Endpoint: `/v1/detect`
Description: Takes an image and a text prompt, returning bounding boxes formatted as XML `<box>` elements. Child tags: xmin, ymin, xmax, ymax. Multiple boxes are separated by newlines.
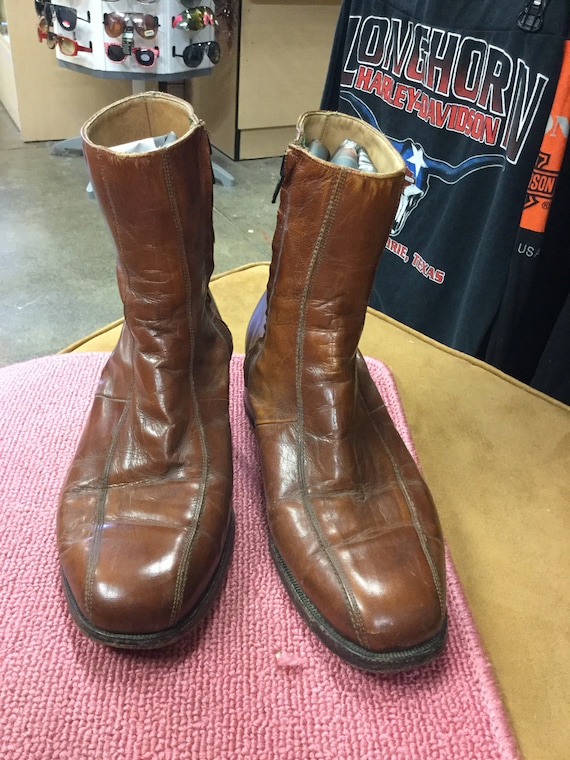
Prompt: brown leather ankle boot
<box><xmin>57</xmin><ymin>92</ymin><xmax>234</xmax><ymax>648</ymax></box>
<box><xmin>244</xmin><ymin>111</ymin><xmax>447</xmax><ymax>671</ymax></box>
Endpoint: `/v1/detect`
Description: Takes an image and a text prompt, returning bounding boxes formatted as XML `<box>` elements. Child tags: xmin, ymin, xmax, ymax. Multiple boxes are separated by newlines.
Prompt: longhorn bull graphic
<box><xmin>340</xmin><ymin>92</ymin><xmax>505</xmax><ymax>235</ymax></box>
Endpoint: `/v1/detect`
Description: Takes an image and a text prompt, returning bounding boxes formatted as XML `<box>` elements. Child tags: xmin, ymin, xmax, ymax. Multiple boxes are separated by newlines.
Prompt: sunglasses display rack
<box><xmin>35</xmin><ymin>0</ymin><xmax>222</xmax><ymax>80</ymax></box>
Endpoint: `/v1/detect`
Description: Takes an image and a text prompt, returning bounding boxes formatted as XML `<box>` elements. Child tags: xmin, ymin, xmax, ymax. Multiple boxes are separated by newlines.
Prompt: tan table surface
<box><xmin>64</xmin><ymin>262</ymin><xmax>570</xmax><ymax>760</ymax></box>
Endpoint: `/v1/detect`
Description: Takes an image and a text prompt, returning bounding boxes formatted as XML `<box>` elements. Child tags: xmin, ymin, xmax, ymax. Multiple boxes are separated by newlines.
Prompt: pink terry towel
<box><xmin>0</xmin><ymin>353</ymin><xmax>520</xmax><ymax>760</ymax></box>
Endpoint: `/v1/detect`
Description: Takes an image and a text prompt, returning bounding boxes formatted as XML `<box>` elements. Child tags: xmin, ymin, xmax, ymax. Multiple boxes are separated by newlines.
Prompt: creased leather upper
<box><xmin>57</xmin><ymin>93</ymin><xmax>233</xmax><ymax>636</ymax></box>
<box><xmin>245</xmin><ymin>111</ymin><xmax>446</xmax><ymax>652</ymax></box>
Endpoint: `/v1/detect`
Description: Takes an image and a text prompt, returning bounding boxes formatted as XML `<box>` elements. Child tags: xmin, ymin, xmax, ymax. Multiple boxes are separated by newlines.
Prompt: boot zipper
<box><xmin>271</xmin><ymin>154</ymin><xmax>286</xmax><ymax>203</ymax></box>
<box><xmin>207</xmin><ymin>135</ymin><xmax>215</xmax><ymax>186</ymax></box>
<box><xmin>518</xmin><ymin>0</ymin><xmax>549</xmax><ymax>32</ymax></box>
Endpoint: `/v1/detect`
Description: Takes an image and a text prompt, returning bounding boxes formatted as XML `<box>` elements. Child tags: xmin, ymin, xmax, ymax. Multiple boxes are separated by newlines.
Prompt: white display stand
<box><xmin>46</xmin><ymin>0</ymin><xmax>218</xmax><ymax>78</ymax></box>
<box><xmin>39</xmin><ymin>0</ymin><xmax>234</xmax><ymax>185</ymax></box>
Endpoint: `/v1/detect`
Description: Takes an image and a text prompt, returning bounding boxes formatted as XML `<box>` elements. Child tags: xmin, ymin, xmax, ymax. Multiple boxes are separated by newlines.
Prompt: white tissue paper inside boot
<box><xmin>110</xmin><ymin>132</ymin><xmax>178</xmax><ymax>154</ymax></box>
<box><xmin>86</xmin><ymin>132</ymin><xmax>178</xmax><ymax>196</ymax></box>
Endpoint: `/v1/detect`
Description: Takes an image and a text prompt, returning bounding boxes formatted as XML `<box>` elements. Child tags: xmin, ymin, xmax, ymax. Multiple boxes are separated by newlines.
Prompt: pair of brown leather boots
<box><xmin>57</xmin><ymin>92</ymin><xmax>447</xmax><ymax>672</ymax></box>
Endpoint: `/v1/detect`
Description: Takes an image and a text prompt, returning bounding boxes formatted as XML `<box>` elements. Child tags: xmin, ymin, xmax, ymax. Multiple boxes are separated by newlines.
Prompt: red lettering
<box><xmin>381</xmin><ymin>74</ymin><xmax>395</xmax><ymax>103</ymax></box>
<box><xmin>392</xmin><ymin>84</ymin><xmax>407</xmax><ymax>109</ymax></box>
<box><xmin>354</xmin><ymin>66</ymin><xmax>374</xmax><ymax>92</ymax></box>
<box><xmin>404</xmin><ymin>24</ymin><xmax>430</xmax><ymax>83</ymax></box>
<box><xmin>412</xmin><ymin>252</ymin><xmax>445</xmax><ymax>284</ymax></box>
<box><xmin>412</xmin><ymin>252</ymin><xmax>424</xmax><ymax>271</ymax></box>
<box><xmin>429</xmin><ymin>100</ymin><xmax>452</xmax><ymax>128</ymax></box>
<box><xmin>477</xmin><ymin>45</ymin><xmax>512</xmax><ymax>115</ymax></box>
<box><xmin>470</xmin><ymin>112</ymin><xmax>485</xmax><ymax>141</ymax></box>
<box><xmin>425</xmin><ymin>30</ymin><xmax>459</xmax><ymax>97</ymax></box>
<box><xmin>484</xmin><ymin>115</ymin><xmax>501</xmax><ymax>145</ymax></box>
<box><xmin>453</xmin><ymin>38</ymin><xmax>486</xmax><ymax>103</ymax></box>
<box><xmin>418</xmin><ymin>93</ymin><xmax>430</xmax><ymax>120</ymax></box>
<box><xmin>405</xmin><ymin>87</ymin><xmax>423</xmax><ymax>113</ymax></box>
<box><xmin>386</xmin><ymin>237</ymin><xmax>410</xmax><ymax>262</ymax></box>
<box><xmin>369</xmin><ymin>71</ymin><xmax>383</xmax><ymax>97</ymax></box>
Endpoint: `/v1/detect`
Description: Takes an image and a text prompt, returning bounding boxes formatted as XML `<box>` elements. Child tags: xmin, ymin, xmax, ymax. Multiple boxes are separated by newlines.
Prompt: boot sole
<box><xmin>270</xmin><ymin>539</ymin><xmax>448</xmax><ymax>673</ymax></box>
<box><xmin>60</xmin><ymin>510</ymin><xmax>235</xmax><ymax>649</ymax></box>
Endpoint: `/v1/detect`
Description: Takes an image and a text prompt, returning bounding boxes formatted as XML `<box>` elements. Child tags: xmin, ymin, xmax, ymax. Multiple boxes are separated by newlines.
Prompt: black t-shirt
<box><xmin>322</xmin><ymin>0</ymin><xmax>568</xmax><ymax>360</ymax></box>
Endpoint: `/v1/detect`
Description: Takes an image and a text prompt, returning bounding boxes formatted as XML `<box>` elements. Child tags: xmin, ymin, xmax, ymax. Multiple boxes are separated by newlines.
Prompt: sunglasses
<box><xmin>172</xmin><ymin>41</ymin><xmax>220</xmax><ymax>68</ymax></box>
<box><xmin>171</xmin><ymin>7</ymin><xmax>216</xmax><ymax>32</ymax></box>
<box><xmin>105</xmin><ymin>44</ymin><xmax>160</xmax><ymax>68</ymax></box>
<box><xmin>103</xmin><ymin>13</ymin><xmax>159</xmax><ymax>40</ymax></box>
<box><xmin>37</xmin><ymin>23</ymin><xmax>93</xmax><ymax>56</ymax></box>
<box><xmin>34</xmin><ymin>2</ymin><xmax>91</xmax><ymax>31</ymax></box>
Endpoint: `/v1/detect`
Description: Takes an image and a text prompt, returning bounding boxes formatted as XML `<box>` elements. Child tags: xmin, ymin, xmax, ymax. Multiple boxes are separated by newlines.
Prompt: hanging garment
<box><xmin>484</xmin><ymin>42</ymin><xmax>570</xmax><ymax>403</ymax></box>
<box><xmin>321</xmin><ymin>0</ymin><xmax>569</xmax><ymax>361</ymax></box>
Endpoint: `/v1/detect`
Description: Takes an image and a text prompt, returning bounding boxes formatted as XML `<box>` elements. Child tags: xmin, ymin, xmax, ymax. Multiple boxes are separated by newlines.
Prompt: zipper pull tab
<box><xmin>207</xmin><ymin>135</ymin><xmax>216</xmax><ymax>186</ymax></box>
<box><xmin>518</xmin><ymin>0</ymin><xmax>549</xmax><ymax>32</ymax></box>
<box><xmin>271</xmin><ymin>154</ymin><xmax>286</xmax><ymax>204</ymax></box>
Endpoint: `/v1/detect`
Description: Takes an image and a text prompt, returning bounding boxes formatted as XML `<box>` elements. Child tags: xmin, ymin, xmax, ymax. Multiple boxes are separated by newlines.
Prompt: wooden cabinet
<box><xmin>187</xmin><ymin>0</ymin><xmax>340</xmax><ymax>159</ymax></box>
<box><xmin>1</xmin><ymin>0</ymin><xmax>130</xmax><ymax>142</ymax></box>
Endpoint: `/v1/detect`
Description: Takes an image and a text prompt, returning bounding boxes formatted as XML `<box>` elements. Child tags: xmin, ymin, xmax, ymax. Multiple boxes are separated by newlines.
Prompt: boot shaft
<box><xmin>246</xmin><ymin>111</ymin><xmax>405</xmax><ymax>413</ymax></box>
<box><xmin>71</xmin><ymin>92</ymin><xmax>232</xmax><ymax>479</ymax></box>
<box><xmin>82</xmin><ymin>92</ymin><xmax>218</xmax><ymax>360</ymax></box>
<box><xmin>269</xmin><ymin>110</ymin><xmax>404</xmax><ymax>310</ymax></box>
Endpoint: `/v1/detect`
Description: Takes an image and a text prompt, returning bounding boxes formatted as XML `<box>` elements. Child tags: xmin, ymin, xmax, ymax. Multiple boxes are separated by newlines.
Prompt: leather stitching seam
<box><xmin>163</xmin><ymin>149</ymin><xmax>210</xmax><ymax>626</ymax></box>
<box><xmin>84</xmin><ymin>147</ymin><xmax>136</xmax><ymax>618</ymax></box>
<box><xmin>365</xmin><ymin>389</ymin><xmax>446</xmax><ymax>616</ymax></box>
<box><xmin>295</xmin><ymin>167</ymin><xmax>370</xmax><ymax>649</ymax></box>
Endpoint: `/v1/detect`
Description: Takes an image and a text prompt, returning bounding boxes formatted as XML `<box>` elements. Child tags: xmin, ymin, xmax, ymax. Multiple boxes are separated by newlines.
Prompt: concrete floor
<box><xmin>0</xmin><ymin>103</ymin><xmax>281</xmax><ymax>366</ymax></box>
